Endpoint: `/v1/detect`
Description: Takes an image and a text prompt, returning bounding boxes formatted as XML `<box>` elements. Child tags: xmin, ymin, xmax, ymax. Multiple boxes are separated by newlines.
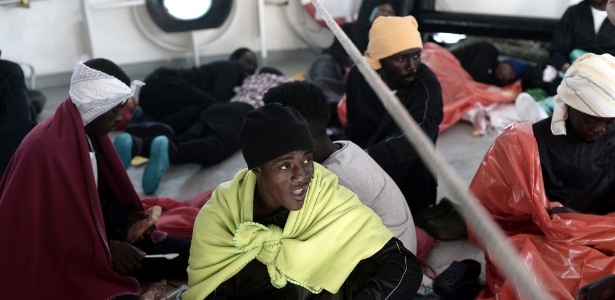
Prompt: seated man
<box><xmin>0</xmin><ymin>58</ymin><xmax>190</xmax><ymax>299</ymax></box>
<box><xmin>0</xmin><ymin>56</ymin><xmax>36</xmax><ymax>178</ymax></box>
<box><xmin>546</xmin><ymin>0</ymin><xmax>615</xmax><ymax>96</ymax></box>
<box><xmin>344</xmin><ymin>15</ymin><xmax>443</xmax><ymax>215</ymax></box>
<box><xmin>551</xmin><ymin>0</ymin><xmax>615</xmax><ymax>75</ymax></box>
<box><xmin>263</xmin><ymin>81</ymin><xmax>416</xmax><ymax>253</ymax></box>
<box><xmin>182</xmin><ymin>103</ymin><xmax>422</xmax><ymax>299</ymax></box>
<box><xmin>469</xmin><ymin>53</ymin><xmax>615</xmax><ymax>299</ymax></box>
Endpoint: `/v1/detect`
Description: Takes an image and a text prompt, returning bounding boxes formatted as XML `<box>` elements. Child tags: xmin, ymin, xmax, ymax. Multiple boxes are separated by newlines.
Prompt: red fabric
<box><xmin>415</xmin><ymin>227</ymin><xmax>438</xmax><ymax>264</ymax></box>
<box><xmin>338</xmin><ymin>95</ymin><xmax>348</xmax><ymax>128</ymax></box>
<box><xmin>116</xmin><ymin>97</ymin><xmax>137</xmax><ymax>130</ymax></box>
<box><xmin>421</xmin><ymin>42</ymin><xmax>522</xmax><ymax>133</ymax></box>
<box><xmin>141</xmin><ymin>189</ymin><xmax>215</xmax><ymax>239</ymax></box>
<box><xmin>142</xmin><ymin>198</ymin><xmax>199</xmax><ymax>240</ymax></box>
<box><xmin>469</xmin><ymin>121</ymin><xmax>615</xmax><ymax>299</ymax></box>
<box><xmin>0</xmin><ymin>99</ymin><xmax>164</xmax><ymax>299</ymax></box>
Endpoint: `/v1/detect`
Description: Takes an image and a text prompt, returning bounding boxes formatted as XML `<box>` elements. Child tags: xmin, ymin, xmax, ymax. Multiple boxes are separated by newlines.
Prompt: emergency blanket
<box><xmin>469</xmin><ymin>121</ymin><xmax>615</xmax><ymax>300</ymax></box>
<box><xmin>421</xmin><ymin>42</ymin><xmax>521</xmax><ymax>133</ymax></box>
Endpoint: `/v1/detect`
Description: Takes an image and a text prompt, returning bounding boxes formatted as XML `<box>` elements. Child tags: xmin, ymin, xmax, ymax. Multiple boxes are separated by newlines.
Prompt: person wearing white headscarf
<box><xmin>0</xmin><ymin>58</ymin><xmax>190</xmax><ymax>299</ymax></box>
<box><xmin>533</xmin><ymin>53</ymin><xmax>615</xmax><ymax>214</ymax></box>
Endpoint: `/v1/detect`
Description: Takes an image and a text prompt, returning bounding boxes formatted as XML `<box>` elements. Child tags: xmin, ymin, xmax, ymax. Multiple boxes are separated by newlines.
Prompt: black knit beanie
<box><xmin>238</xmin><ymin>103</ymin><xmax>314</xmax><ymax>169</ymax></box>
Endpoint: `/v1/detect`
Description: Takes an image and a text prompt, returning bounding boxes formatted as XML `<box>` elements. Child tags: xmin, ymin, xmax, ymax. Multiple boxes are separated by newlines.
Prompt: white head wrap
<box><xmin>69</xmin><ymin>61</ymin><xmax>144</xmax><ymax>126</ymax></box>
<box><xmin>551</xmin><ymin>53</ymin><xmax>615</xmax><ymax>135</ymax></box>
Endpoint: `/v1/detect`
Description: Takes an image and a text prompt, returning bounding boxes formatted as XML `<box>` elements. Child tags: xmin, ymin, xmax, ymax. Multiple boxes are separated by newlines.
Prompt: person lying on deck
<box><xmin>450</xmin><ymin>42</ymin><xmax>535</xmax><ymax>88</ymax></box>
<box><xmin>181</xmin><ymin>103</ymin><xmax>422</xmax><ymax>300</ymax></box>
<box><xmin>114</xmin><ymin>67</ymin><xmax>294</xmax><ymax>195</ymax></box>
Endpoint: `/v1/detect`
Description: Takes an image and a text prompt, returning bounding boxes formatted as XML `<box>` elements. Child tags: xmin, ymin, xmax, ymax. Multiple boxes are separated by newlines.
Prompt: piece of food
<box><xmin>126</xmin><ymin>206</ymin><xmax>162</xmax><ymax>243</ymax></box>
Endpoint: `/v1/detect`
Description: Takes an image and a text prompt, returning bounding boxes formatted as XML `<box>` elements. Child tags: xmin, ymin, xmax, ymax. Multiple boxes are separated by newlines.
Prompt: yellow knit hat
<box><xmin>365</xmin><ymin>15</ymin><xmax>423</xmax><ymax>70</ymax></box>
<box><xmin>551</xmin><ymin>53</ymin><xmax>615</xmax><ymax>135</ymax></box>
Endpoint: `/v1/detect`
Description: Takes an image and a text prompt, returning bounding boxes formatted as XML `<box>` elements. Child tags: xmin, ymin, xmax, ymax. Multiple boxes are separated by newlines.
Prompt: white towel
<box><xmin>551</xmin><ymin>53</ymin><xmax>615</xmax><ymax>135</ymax></box>
<box><xmin>69</xmin><ymin>61</ymin><xmax>144</xmax><ymax>126</ymax></box>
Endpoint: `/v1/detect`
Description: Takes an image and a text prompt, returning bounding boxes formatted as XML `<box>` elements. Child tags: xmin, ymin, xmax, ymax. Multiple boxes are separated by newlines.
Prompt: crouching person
<box><xmin>182</xmin><ymin>103</ymin><xmax>422</xmax><ymax>299</ymax></box>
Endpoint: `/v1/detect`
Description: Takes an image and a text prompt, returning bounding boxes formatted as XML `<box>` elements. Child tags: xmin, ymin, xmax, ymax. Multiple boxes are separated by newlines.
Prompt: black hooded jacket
<box><xmin>533</xmin><ymin>117</ymin><xmax>615</xmax><ymax>214</ymax></box>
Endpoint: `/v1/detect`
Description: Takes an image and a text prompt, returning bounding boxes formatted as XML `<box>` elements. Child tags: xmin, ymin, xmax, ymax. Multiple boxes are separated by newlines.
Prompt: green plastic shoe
<box><xmin>415</xmin><ymin>198</ymin><xmax>456</xmax><ymax>227</ymax></box>
<box><xmin>421</xmin><ymin>208</ymin><xmax>468</xmax><ymax>241</ymax></box>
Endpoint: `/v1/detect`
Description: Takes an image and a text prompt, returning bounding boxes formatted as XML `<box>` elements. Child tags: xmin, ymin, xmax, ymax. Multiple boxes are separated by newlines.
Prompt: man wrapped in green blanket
<box><xmin>182</xmin><ymin>103</ymin><xmax>422</xmax><ymax>299</ymax></box>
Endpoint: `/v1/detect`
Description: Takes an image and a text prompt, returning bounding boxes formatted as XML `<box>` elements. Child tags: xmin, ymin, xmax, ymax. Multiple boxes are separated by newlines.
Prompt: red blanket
<box><xmin>0</xmin><ymin>99</ymin><xmax>164</xmax><ymax>299</ymax></box>
<box><xmin>421</xmin><ymin>42</ymin><xmax>521</xmax><ymax>132</ymax></box>
<box><xmin>142</xmin><ymin>189</ymin><xmax>214</xmax><ymax>239</ymax></box>
<box><xmin>469</xmin><ymin>122</ymin><xmax>615</xmax><ymax>299</ymax></box>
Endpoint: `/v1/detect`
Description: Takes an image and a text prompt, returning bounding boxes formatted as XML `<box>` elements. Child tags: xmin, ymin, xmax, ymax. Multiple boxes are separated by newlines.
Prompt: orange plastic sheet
<box><xmin>469</xmin><ymin>121</ymin><xmax>615</xmax><ymax>299</ymax></box>
<box><xmin>421</xmin><ymin>42</ymin><xmax>522</xmax><ymax>133</ymax></box>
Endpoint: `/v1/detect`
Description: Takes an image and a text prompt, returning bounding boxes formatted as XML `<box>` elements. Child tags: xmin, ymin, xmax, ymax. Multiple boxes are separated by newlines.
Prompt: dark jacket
<box><xmin>203</xmin><ymin>208</ymin><xmax>422</xmax><ymax>300</ymax></box>
<box><xmin>344</xmin><ymin>63</ymin><xmax>443</xmax><ymax>214</ymax></box>
<box><xmin>533</xmin><ymin>117</ymin><xmax>615</xmax><ymax>214</ymax></box>
<box><xmin>138</xmin><ymin>60</ymin><xmax>244</xmax><ymax>120</ymax></box>
<box><xmin>451</xmin><ymin>42</ymin><xmax>500</xmax><ymax>86</ymax></box>
<box><xmin>550</xmin><ymin>0</ymin><xmax>615</xmax><ymax>70</ymax></box>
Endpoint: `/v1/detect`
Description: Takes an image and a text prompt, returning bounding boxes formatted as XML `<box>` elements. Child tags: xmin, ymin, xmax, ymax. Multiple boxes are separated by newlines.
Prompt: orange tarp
<box><xmin>469</xmin><ymin>121</ymin><xmax>615</xmax><ymax>299</ymax></box>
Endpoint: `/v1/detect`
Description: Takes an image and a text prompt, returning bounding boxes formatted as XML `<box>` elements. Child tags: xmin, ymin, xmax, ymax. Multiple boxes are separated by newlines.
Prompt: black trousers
<box><xmin>174</xmin><ymin>102</ymin><xmax>253</xmax><ymax>165</ymax></box>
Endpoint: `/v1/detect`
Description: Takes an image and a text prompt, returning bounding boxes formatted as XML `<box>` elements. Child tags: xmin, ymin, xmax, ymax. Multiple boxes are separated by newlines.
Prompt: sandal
<box><xmin>433</xmin><ymin>259</ymin><xmax>483</xmax><ymax>300</ymax></box>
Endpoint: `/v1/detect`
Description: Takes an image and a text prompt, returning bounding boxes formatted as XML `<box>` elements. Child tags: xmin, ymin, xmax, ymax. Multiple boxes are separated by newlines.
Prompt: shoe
<box><xmin>421</xmin><ymin>208</ymin><xmax>468</xmax><ymax>241</ymax></box>
<box><xmin>515</xmin><ymin>92</ymin><xmax>548</xmax><ymax>124</ymax></box>
<box><xmin>415</xmin><ymin>198</ymin><xmax>455</xmax><ymax>227</ymax></box>
<box><xmin>142</xmin><ymin>136</ymin><xmax>170</xmax><ymax>195</ymax></box>
<box><xmin>114</xmin><ymin>133</ymin><xmax>133</xmax><ymax>169</ymax></box>
<box><xmin>433</xmin><ymin>259</ymin><xmax>483</xmax><ymax>300</ymax></box>
<box><xmin>125</xmin><ymin>121</ymin><xmax>175</xmax><ymax>138</ymax></box>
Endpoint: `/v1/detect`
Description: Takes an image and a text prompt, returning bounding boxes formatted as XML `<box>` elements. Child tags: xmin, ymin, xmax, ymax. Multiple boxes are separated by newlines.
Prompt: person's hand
<box><xmin>108</xmin><ymin>240</ymin><xmax>145</xmax><ymax>274</ymax></box>
<box><xmin>127</xmin><ymin>209</ymin><xmax>155</xmax><ymax>242</ymax></box>
<box><xmin>550</xmin><ymin>206</ymin><xmax>579</xmax><ymax>214</ymax></box>
<box><xmin>576</xmin><ymin>275</ymin><xmax>615</xmax><ymax>300</ymax></box>
<box><xmin>128</xmin><ymin>210</ymin><xmax>149</xmax><ymax>226</ymax></box>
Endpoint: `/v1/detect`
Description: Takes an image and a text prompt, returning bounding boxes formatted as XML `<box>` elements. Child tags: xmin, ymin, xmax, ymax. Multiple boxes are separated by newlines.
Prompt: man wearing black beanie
<box><xmin>182</xmin><ymin>102</ymin><xmax>422</xmax><ymax>299</ymax></box>
<box><xmin>238</xmin><ymin>103</ymin><xmax>314</xmax><ymax>170</ymax></box>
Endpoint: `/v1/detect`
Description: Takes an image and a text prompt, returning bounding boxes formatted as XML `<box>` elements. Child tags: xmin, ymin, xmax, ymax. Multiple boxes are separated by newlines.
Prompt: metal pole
<box><xmin>257</xmin><ymin>0</ymin><xmax>268</xmax><ymax>67</ymax></box>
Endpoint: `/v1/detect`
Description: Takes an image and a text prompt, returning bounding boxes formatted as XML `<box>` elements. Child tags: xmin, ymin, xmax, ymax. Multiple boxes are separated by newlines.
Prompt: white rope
<box><xmin>309</xmin><ymin>1</ymin><xmax>555</xmax><ymax>299</ymax></box>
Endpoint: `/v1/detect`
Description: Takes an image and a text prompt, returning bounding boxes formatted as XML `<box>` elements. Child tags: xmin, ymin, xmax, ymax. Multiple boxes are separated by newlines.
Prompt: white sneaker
<box><xmin>515</xmin><ymin>92</ymin><xmax>548</xmax><ymax>124</ymax></box>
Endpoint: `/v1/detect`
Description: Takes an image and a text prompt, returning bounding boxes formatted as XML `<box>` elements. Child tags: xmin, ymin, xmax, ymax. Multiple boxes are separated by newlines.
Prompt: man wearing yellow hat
<box><xmin>344</xmin><ymin>15</ymin><xmax>443</xmax><ymax>217</ymax></box>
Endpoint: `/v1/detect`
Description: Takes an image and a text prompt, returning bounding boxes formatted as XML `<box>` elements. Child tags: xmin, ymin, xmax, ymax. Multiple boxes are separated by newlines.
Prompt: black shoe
<box><xmin>434</xmin><ymin>259</ymin><xmax>483</xmax><ymax>300</ymax></box>
<box><xmin>125</xmin><ymin>121</ymin><xmax>175</xmax><ymax>139</ymax></box>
